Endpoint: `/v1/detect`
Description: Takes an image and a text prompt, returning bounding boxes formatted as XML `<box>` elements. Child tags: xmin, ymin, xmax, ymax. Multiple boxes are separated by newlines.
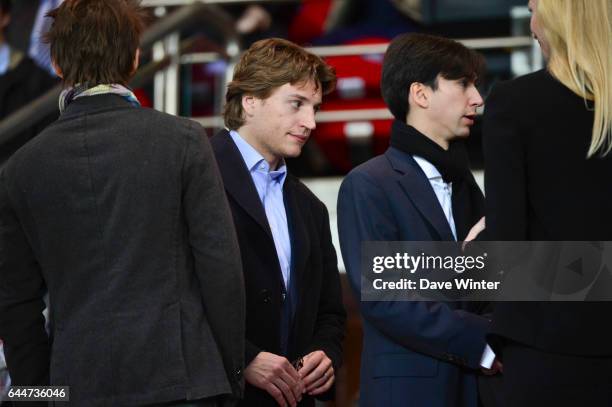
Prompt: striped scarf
<box><xmin>59</xmin><ymin>84</ymin><xmax>141</xmax><ymax>113</ymax></box>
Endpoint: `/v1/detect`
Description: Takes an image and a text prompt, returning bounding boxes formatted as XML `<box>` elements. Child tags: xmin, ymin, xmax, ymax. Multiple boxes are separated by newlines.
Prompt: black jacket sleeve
<box><xmin>182</xmin><ymin>124</ymin><xmax>246</xmax><ymax>397</ymax></box>
<box><xmin>0</xmin><ymin>169</ymin><xmax>50</xmax><ymax>386</ymax></box>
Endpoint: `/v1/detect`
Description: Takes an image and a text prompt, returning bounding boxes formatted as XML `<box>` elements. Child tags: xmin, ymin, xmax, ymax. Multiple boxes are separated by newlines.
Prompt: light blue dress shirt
<box><xmin>0</xmin><ymin>44</ymin><xmax>9</xmax><ymax>76</ymax></box>
<box><xmin>229</xmin><ymin>130</ymin><xmax>292</xmax><ymax>289</ymax></box>
<box><xmin>412</xmin><ymin>154</ymin><xmax>495</xmax><ymax>368</ymax></box>
<box><xmin>29</xmin><ymin>0</ymin><xmax>62</xmax><ymax>76</ymax></box>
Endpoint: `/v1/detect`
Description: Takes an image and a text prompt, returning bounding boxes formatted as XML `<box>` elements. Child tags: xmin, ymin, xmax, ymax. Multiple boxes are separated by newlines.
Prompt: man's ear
<box><xmin>241</xmin><ymin>95</ymin><xmax>257</xmax><ymax>117</ymax></box>
<box><xmin>408</xmin><ymin>82</ymin><xmax>430</xmax><ymax>109</ymax></box>
<box><xmin>131</xmin><ymin>48</ymin><xmax>140</xmax><ymax>74</ymax></box>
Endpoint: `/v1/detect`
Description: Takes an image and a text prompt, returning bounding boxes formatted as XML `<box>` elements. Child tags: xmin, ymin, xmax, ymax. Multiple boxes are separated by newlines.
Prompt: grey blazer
<box><xmin>0</xmin><ymin>94</ymin><xmax>245</xmax><ymax>405</ymax></box>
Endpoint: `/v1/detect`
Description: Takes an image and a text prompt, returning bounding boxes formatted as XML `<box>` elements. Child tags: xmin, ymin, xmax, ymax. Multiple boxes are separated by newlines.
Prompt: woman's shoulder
<box><xmin>491</xmin><ymin>69</ymin><xmax>580</xmax><ymax>101</ymax></box>
<box><xmin>490</xmin><ymin>69</ymin><xmax>550</xmax><ymax>98</ymax></box>
<box><xmin>488</xmin><ymin>69</ymin><xmax>584</xmax><ymax>117</ymax></box>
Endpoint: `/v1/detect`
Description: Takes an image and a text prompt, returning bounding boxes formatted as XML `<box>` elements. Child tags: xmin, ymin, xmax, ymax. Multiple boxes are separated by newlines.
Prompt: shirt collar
<box><xmin>229</xmin><ymin>130</ymin><xmax>287</xmax><ymax>185</ymax></box>
<box><xmin>412</xmin><ymin>155</ymin><xmax>444</xmax><ymax>182</ymax></box>
<box><xmin>0</xmin><ymin>43</ymin><xmax>10</xmax><ymax>76</ymax></box>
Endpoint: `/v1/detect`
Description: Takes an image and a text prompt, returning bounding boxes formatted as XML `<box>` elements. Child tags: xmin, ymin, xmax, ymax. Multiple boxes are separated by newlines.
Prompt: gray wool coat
<box><xmin>0</xmin><ymin>94</ymin><xmax>245</xmax><ymax>405</ymax></box>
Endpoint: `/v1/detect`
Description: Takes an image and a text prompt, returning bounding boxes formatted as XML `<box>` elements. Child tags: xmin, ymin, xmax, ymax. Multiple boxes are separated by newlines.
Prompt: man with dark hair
<box><xmin>0</xmin><ymin>1</ymin><xmax>245</xmax><ymax>405</ymax></box>
<box><xmin>211</xmin><ymin>38</ymin><xmax>346</xmax><ymax>407</ymax></box>
<box><xmin>0</xmin><ymin>0</ymin><xmax>58</xmax><ymax>166</ymax></box>
<box><xmin>337</xmin><ymin>33</ymin><xmax>499</xmax><ymax>406</ymax></box>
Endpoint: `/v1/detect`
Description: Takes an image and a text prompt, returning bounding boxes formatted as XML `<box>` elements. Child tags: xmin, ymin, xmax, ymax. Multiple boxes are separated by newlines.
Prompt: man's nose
<box><xmin>471</xmin><ymin>87</ymin><xmax>484</xmax><ymax>107</ymax></box>
<box><xmin>302</xmin><ymin>107</ymin><xmax>317</xmax><ymax>130</ymax></box>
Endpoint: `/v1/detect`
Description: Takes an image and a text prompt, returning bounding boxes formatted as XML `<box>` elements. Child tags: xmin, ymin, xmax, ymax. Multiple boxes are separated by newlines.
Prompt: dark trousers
<box><xmin>500</xmin><ymin>343</ymin><xmax>612</xmax><ymax>407</ymax></box>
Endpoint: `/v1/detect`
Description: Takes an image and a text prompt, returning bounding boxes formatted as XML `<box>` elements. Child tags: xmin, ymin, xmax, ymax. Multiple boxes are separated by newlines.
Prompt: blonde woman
<box><xmin>482</xmin><ymin>0</ymin><xmax>612</xmax><ymax>405</ymax></box>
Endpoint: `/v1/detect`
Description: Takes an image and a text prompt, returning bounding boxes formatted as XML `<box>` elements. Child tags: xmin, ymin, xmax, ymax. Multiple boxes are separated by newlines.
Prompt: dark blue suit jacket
<box><xmin>337</xmin><ymin>147</ymin><xmax>489</xmax><ymax>407</ymax></box>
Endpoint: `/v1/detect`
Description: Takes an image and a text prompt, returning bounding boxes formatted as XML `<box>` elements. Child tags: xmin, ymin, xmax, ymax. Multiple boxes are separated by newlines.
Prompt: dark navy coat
<box><xmin>338</xmin><ymin>147</ymin><xmax>489</xmax><ymax>407</ymax></box>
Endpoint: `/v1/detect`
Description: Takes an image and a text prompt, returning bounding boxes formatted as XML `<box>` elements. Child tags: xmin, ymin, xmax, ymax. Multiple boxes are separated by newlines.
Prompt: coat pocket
<box><xmin>50</xmin><ymin>324</ymin><xmax>113</xmax><ymax>400</ymax></box>
<box><xmin>111</xmin><ymin>302</ymin><xmax>186</xmax><ymax>396</ymax></box>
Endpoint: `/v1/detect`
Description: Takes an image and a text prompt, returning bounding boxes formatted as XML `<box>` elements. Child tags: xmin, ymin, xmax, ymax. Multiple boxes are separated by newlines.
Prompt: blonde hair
<box><xmin>537</xmin><ymin>0</ymin><xmax>612</xmax><ymax>157</ymax></box>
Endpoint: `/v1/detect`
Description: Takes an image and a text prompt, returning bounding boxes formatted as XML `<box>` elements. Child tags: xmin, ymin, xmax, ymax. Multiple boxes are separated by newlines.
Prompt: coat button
<box><xmin>259</xmin><ymin>289</ymin><xmax>271</xmax><ymax>304</ymax></box>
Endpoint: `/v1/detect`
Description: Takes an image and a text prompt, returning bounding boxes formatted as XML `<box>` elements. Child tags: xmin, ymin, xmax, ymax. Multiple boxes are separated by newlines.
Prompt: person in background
<box><xmin>0</xmin><ymin>1</ymin><xmax>245</xmax><ymax>405</ymax></box>
<box><xmin>28</xmin><ymin>0</ymin><xmax>63</xmax><ymax>75</ymax></box>
<box><xmin>482</xmin><ymin>0</ymin><xmax>612</xmax><ymax>405</ymax></box>
<box><xmin>210</xmin><ymin>38</ymin><xmax>346</xmax><ymax>407</ymax></box>
<box><xmin>0</xmin><ymin>0</ymin><xmax>58</xmax><ymax>167</ymax></box>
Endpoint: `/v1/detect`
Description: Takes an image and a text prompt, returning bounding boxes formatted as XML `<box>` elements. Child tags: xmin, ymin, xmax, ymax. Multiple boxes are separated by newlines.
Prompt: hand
<box><xmin>244</xmin><ymin>352</ymin><xmax>304</xmax><ymax>407</ymax></box>
<box><xmin>298</xmin><ymin>350</ymin><xmax>334</xmax><ymax>396</ymax></box>
<box><xmin>481</xmin><ymin>358</ymin><xmax>503</xmax><ymax>376</ymax></box>
<box><xmin>462</xmin><ymin>216</ymin><xmax>485</xmax><ymax>250</ymax></box>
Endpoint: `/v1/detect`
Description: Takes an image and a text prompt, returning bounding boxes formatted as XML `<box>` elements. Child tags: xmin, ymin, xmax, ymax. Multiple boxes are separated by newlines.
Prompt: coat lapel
<box><xmin>283</xmin><ymin>176</ymin><xmax>310</xmax><ymax>318</ymax></box>
<box><xmin>211</xmin><ymin>130</ymin><xmax>273</xmax><ymax>240</ymax></box>
<box><xmin>386</xmin><ymin>148</ymin><xmax>455</xmax><ymax>241</ymax></box>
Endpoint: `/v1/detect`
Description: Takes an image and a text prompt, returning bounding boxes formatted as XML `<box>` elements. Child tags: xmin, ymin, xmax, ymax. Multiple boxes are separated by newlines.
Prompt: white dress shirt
<box><xmin>412</xmin><ymin>155</ymin><xmax>495</xmax><ymax>369</ymax></box>
<box><xmin>412</xmin><ymin>155</ymin><xmax>457</xmax><ymax>240</ymax></box>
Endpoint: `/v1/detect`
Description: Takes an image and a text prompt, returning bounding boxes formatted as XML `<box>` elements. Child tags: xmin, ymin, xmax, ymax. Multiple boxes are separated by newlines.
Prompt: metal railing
<box><xmin>303</xmin><ymin>36</ymin><xmax>533</xmax><ymax>57</ymax></box>
<box><xmin>142</xmin><ymin>0</ymin><xmax>297</xmax><ymax>6</ymax></box>
<box><xmin>0</xmin><ymin>2</ymin><xmax>239</xmax><ymax>150</ymax></box>
<box><xmin>1</xmin><ymin>2</ymin><xmax>541</xmax><ymax>150</ymax></box>
<box><xmin>190</xmin><ymin>35</ymin><xmax>538</xmax><ymax>128</ymax></box>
